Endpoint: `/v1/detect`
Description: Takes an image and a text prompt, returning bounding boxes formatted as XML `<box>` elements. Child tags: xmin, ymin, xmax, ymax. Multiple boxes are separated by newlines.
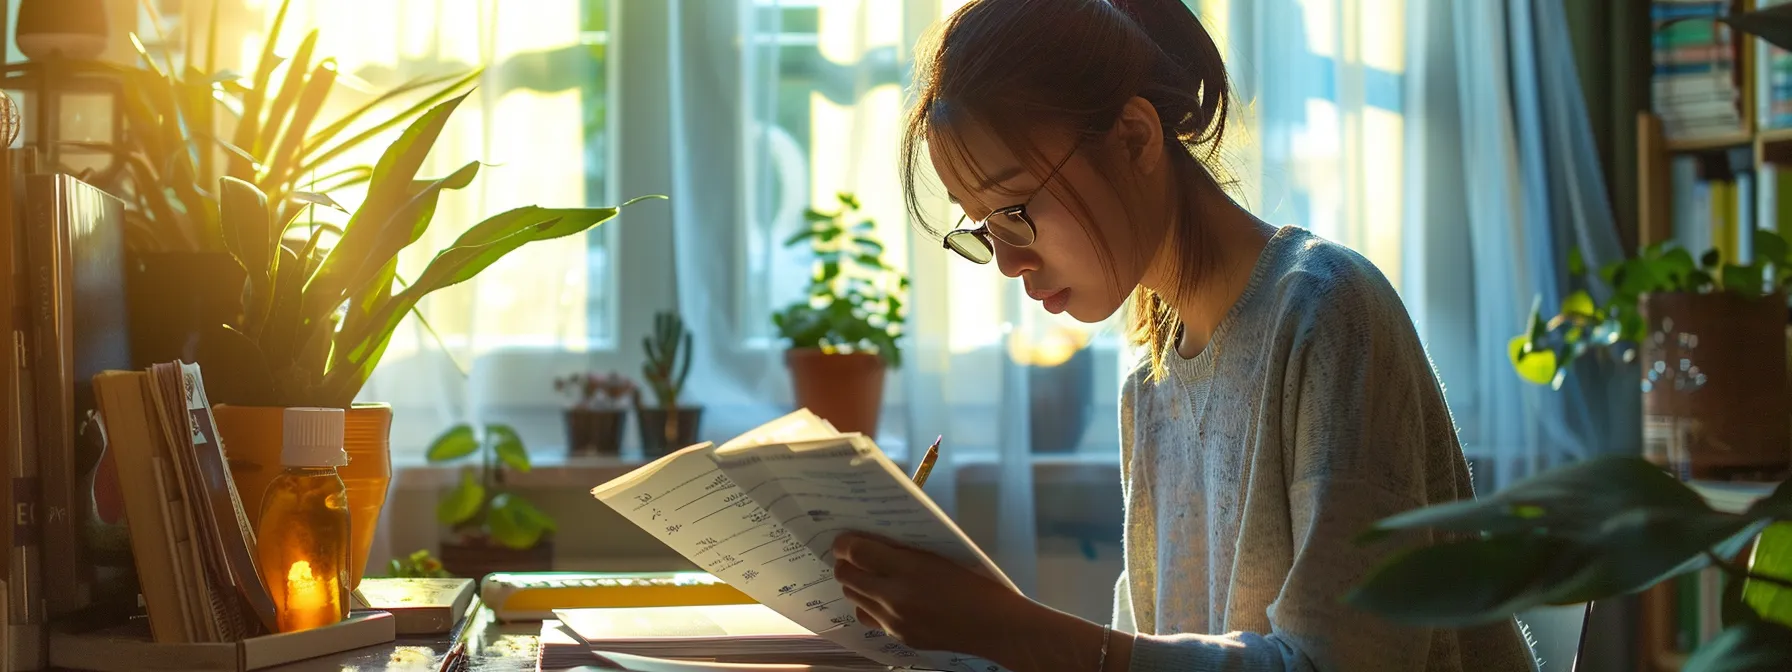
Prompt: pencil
<box><xmin>912</xmin><ymin>436</ymin><xmax>941</xmax><ymax>487</ymax></box>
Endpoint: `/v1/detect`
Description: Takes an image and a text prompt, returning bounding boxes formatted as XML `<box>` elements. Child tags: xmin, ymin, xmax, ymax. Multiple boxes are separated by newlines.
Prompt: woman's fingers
<box><xmin>840</xmin><ymin>583</ymin><xmax>887</xmax><ymax>631</ymax></box>
<box><xmin>833</xmin><ymin>532</ymin><xmax>930</xmax><ymax>576</ymax></box>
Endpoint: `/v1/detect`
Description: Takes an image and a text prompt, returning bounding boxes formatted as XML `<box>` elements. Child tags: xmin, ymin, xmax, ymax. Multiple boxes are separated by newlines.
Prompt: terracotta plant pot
<box><xmin>565</xmin><ymin>408</ymin><xmax>627</xmax><ymax>456</ymax></box>
<box><xmin>215</xmin><ymin>403</ymin><xmax>393</xmax><ymax>590</ymax></box>
<box><xmin>636</xmin><ymin>407</ymin><xmax>702</xmax><ymax>457</ymax></box>
<box><xmin>126</xmin><ymin>251</ymin><xmax>246</xmax><ymax>369</ymax></box>
<box><xmin>1639</xmin><ymin>291</ymin><xmax>1790</xmax><ymax>481</ymax></box>
<box><xmin>438</xmin><ymin>537</ymin><xmax>554</xmax><ymax>581</ymax></box>
<box><xmin>785</xmin><ymin>349</ymin><xmax>885</xmax><ymax>436</ymax></box>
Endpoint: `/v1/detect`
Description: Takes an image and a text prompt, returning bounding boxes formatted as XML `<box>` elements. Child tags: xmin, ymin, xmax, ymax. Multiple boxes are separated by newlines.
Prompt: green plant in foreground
<box><xmin>194</xmin><ymin>90</ymin><xmax>660</xmax><ymax>408</ymax></box>
<box><xmin>1346</xmin><ymin>456</ymin><xmax>1792</xmax><ymax>669</ymax></box>
<box><xmin>771</xmin><ymin>192</ymin><xmax>909</xmax><ymax>367</ymax></box>
<box><xmin>97</xmin><ymin>0</ymin><xmax>477</xmax><ymax>252</ymax></box>
<box><xmin>386</xmin><ymin>549</ymin><xmax>451</xmax><ymax>578</ymax></box>
<box><xmin>427</xmin><ymin>423</ymin><xmax>556</xmax><ymax>550</ymax></box>
<box><xmin>1509</xmin><ymin>230</ymin><xmax>1792</xmax><ymax>389</ymax></box>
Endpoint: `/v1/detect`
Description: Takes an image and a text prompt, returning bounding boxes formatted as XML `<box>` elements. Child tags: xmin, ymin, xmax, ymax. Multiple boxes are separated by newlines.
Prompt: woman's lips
<box><xmin>1029</xmin><ymin>287</ymin><xmax>1070</xmax><ymax>314</ymax></box>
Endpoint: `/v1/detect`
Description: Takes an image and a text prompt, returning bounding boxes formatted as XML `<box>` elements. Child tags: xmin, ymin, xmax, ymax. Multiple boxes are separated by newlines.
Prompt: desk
<box><xmin>48</xmin><ymin>598</ymin><xmax>541</xmax><ymax>672</ymax></box>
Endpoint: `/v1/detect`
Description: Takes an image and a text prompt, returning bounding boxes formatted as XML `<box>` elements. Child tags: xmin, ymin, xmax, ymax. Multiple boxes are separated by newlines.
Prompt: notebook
<box><xmin>589</xmin><ymin>410</ymin><xmax>1012</xmax><ymax>672</ymax></box>
<box><xmin>539</xmin><ymin>604</ymin><xmax>873</xmax><ymax>669</ymax></box>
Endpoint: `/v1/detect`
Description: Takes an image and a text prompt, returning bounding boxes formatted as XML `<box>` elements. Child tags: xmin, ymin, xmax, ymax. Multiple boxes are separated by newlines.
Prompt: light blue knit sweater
<box><xmin>1111</xmin><ymin>226</ymin><xmax>1536</xmax><ymax>671</ymax></box>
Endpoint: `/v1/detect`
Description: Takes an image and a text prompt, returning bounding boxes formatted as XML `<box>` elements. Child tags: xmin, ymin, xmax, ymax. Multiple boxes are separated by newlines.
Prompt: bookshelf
<box><xmin>1635</xmin><ymin>1</ymin><xmax>1790</xmax><ymax>669</ymax></box>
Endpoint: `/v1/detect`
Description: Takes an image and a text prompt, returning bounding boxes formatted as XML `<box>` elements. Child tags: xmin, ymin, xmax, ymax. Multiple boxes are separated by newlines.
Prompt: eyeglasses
<box><xmin>942</xmin><ymin>146</ymin><xmax>1078</xmax><ymax>264</ymax></box>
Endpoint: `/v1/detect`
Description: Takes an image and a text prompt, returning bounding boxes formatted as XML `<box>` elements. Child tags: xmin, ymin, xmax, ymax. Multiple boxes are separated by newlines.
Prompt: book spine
<box><xmin>22</xmin><ymin>177</ymin><xmax>78</xmax><ymax>619</ymax></box>
<box><xmin>7</xmin><ymin>163</ymin><xmax>43</xmax><ymax>671</ymax></box>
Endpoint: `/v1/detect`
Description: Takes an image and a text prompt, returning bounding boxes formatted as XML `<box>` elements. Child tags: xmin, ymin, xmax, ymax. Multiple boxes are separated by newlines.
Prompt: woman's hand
<box><xmin>830</xmin><ymin>531</ymin><xmax>1112</xmax><ymax>669</ymax></box>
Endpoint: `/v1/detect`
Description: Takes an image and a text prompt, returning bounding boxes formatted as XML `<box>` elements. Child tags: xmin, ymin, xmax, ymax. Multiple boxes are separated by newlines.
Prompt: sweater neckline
<box><xmin>1166</xmin><ymin>225</ymin><xmax>1304</xmax><ymax>380</ymax></box>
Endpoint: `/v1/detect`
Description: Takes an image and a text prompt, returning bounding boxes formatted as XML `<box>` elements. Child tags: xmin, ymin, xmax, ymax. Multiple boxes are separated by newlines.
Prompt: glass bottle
<box><xmin>255</xmin><ymin>407</ymin><xmax>352</xmax><ymax>633</ymax></box>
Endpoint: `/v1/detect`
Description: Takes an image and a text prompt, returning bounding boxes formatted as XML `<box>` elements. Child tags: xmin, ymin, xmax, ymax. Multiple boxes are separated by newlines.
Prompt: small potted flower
<box><xmin>554</xmin><ymin>371</ymin><xmax>636</xmax><ymax>457</ymax></box>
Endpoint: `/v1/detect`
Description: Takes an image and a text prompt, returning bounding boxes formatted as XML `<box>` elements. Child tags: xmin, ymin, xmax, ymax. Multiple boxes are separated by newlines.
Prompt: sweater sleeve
<box><xmin>1125</xmin><ymin>276</ymin><xmax>1469</xmax><ymax>672</ymax></box>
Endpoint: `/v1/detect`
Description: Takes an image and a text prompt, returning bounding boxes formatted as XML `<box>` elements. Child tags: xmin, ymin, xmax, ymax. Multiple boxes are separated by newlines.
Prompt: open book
<box><xmin>590</xmin><ymin>411</ymin><xmax>1012</xmax><ymax>672</ymax></box>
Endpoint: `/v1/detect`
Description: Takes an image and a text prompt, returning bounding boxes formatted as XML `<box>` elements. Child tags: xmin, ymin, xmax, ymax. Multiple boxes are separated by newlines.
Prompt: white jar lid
<box><xmin>282</xmin><ymin>407</ymin><xmax>347</xmax><ymax>468</ymax></box>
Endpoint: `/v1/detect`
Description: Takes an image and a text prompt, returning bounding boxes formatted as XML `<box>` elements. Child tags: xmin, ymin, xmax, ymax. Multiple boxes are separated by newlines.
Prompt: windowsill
<box><xmin>391</xmin><ymin>448</ymin><xmax>1120</xmax><ymax>491</ymax></box>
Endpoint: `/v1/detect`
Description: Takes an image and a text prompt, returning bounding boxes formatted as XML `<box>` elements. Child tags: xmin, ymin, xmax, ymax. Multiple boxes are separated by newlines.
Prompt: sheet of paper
<box><xmin>592</xmin><ymin>447</ymin><xmax>926</xmax><ymax>668</ymax></box>
<box><xmin>709</xmin><ymin>437</ymin><xmax>1012</xmax><ymax>672</ymax></box>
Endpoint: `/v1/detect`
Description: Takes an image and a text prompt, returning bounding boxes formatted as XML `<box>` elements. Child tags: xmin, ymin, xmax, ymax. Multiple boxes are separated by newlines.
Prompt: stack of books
<box><xmin>1652</xmin><ymin>0</ymin><xmax>1748</xmax><ymax>141</ymax></box>
<box><xmin>538</xmin><ymin>604</ymin><xmax>873</xmax><ymax>670</ymax></box>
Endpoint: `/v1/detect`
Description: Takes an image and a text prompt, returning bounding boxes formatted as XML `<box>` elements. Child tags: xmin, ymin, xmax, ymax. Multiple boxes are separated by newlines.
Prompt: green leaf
<box><xmin>820</xmin><ymin>261</ymin><xmax>841</xmax><ymax>282</ymax></box>
<box><xmin>489</xmin><ymin>424</ymin><xmax>530</xmax><ymax>473</ymax></box>
<box><xmin>1567</xmin><ymin>247</ymin><xmax>1585</xmax><ymax>276</ymax></box>
<box><xmin>783</xmin><ymin>228</ymin><xmax>819</xmax><ymax>247</ymax></box>
<box><xmin>1682</xmin><ymin>618</ymin><xmax>1792</xmax><ymax>671</ymax></box>
<box><xmin>852</xmin><ymin>237</ymin><xmax>885</xmax><ymax>254</ymax></box>
<box><xmin>1724</xmin><ymin>264</ymin><xmax>1766</xmax><ymax>295</ymax></box>
<box><xmin>1744</xmin><ymin>523</ymin><xmax>1792</xmax><ymax>628</ymax></box>
<box><xmin>1345</xmin><ymin>534</ymin><xmax>1570</xmax><ymax>628</ymax></box>
<box><xmin>1509</xmin><ymin>335</ymin><xmax>1557</xmax><ymax>385</ymax></box>
<box><xmin>435</xmin><ymin>468</ymin><xmax>484</xmax><ymax>526</ymax></box>
<box><xmin>1704</xmin><ymin>249</ymin><xmax>1724</xmax><ymax>269</ymax></box>
<box><xmin>486</xmin><ymin>493</ymin><xmax>556</xmax><ymax>549</ymax></box>
<box><xmin>426</xmin><ymin>424</ymin><xmax>479</xmax><ymax>462</ymax></box>
<box><xmin>853</xmin><ymin>254</ymin><xmax>886</xmax><ymax>270</ymax></box>
<box><xmin>1560</xmin><ymin>290</ymin><xmax>1597</xmax><ymax>318</ymax></box>
<box><xmin>1757</xmin><ymin>229</ymin><xmax>1791</xmax><ymax>267</ymax></box>
<box><xmin>803</xmin><ymin>209</ymin><xmax>834</xmax><ymax>222</ymax></box>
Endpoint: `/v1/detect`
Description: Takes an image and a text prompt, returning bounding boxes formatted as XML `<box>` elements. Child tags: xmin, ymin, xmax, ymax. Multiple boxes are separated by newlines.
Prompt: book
<box><xmin>354</xmin><ymin>577</ymin><xmax>475</xmax><ymax>634</ymax></box>
<box><xmin>589</xmin><ymin>410</ymin><xmax>1011</xmax><ymax>672</ymax></box>
<box><xmin>540</xmin><ymin>604</ymin><xmax>873</xmax><ymax>670</ymax></box>
<box><xmin>479</xmin><ymin>571</ymin><xmax>754</xmax><ymax>622</ymax></box>
<box><xmin>91</xmin><ymin>362</ymin><xmax>276</xmax><ymax>643</ymax></box>
<box><xmin>21</xmin><ymin>172</ymin><xmax>132</xmax><ymax>619</ymax></box>
<box><xmin>579</xmin><ymin>649</ymin><xmax>890</xmax><ymax>671</ymax></box>
<box><xmin>47</xmin><ymin>610</ymin><xmax>394</xmax><ymax>672</ymax></box>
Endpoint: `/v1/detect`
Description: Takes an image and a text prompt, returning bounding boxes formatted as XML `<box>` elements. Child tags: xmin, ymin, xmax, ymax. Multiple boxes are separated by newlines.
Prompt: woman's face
<box><xmin>928</xmin><ymin>119</ymin><xmax>1161</xmax><ymax>323</ymax></box>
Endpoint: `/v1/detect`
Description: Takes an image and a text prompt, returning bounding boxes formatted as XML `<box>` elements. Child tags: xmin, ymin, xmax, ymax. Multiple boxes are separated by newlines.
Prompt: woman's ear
<box><xmin>1111</xmin><ymin>96</ymin><xmax>1165</xmax><ymax>176</ymax></box>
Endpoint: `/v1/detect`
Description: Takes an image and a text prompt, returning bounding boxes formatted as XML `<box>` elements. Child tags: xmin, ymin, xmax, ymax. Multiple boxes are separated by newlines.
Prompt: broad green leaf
<box><xmin>1561</xmin><ymin>290</ymin><xmax>1597</xmax><ymax>318</ymax></box>
<box><xmin>295</xmin><ymin>69</ymin><xmax>484</xmax><ymax>181</ymax></box>
<box><xmin>854</xmin><ymin>254</ymin><xmax>885</xmax><ymax>270</ymax></box>
<box><xmin>1509</xmin><ymin>335</ymin><xmax>1557</xmax><ymax>385</ymax></box>
<box><xmin>305</xmin><ymin>93</ymin><xmax>470</xmax><ymax>326</ymax></box>
<box><xmin>435</xmin><ymin>468</ymin><xmax>484</xmax><ymax>526</ymax></box>
<box><xmin>426</xmin><ymin>424</ymin><xmax>479</xmax><ymax>462</ymax></box>
<box><xmin>784</xmin><ymin>228</ymin><xmax>819</xmax><ymax>247</ymax></box>
<box><xmin>1345</xmin><ymin>534</ymin><xmax>1570</xmax><ymax>628</ymax></box>
<box><xmin>489</xmin><ymin>424</ymin><xmax>531</xmax><ymax>473</ymax></box>
<box><xmin>804</xmin><ymin>209</ymin><xmax>833</xmax><ymax>222</ymax></box>
<box><xmin>221</xmin><ymin>177</ymin><xmax>275</xmax><ymax>315</ymax></box>
<box><xmin>853</xmin><ymin>237</ymin><xmax>885</xmax><ymax>254</ymax></box>
<box><xmin>1744</xmin><ymin>523</ymin><xmax>1792</xmax><ymax>628</ymax></box>
<box><xmin>820</xmin><ymin>261</ymin><xmax>841</xmax><ymax>282</ymax></box>
<box><xmin>1704</xmin><ymin>249</ymin><xmax>1724</xmax><ymax>269</ymax></box>
<box><xmin>1681</xmin><ymin>617</ymin><xmax>1792</xmax><ymax>672</ymax></box>
<box><xmin>288</xmin><ymin>191</ymin><xmax>348</xmax><ymax>214</ymax></box>
<box><xmin>1757</xmin><ymin>229</ymin><xmax>1791</xmax><ymax>267</ymax></box>
<box><xmin>486</xmin><ymin>493</ymin><xmax>555</xmax><ymax>549</ymax></box>
<box><xmin>1724</xmin><ymin>264</ymin><xmax>1766</xmax><ymax>295</ymax></box>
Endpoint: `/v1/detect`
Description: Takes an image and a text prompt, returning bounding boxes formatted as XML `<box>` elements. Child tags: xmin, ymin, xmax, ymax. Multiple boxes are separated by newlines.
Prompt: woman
<box><xmin>829</xmin><ymin>0</ymin><xmax>1538</xmax><ymax>670</ymax></box>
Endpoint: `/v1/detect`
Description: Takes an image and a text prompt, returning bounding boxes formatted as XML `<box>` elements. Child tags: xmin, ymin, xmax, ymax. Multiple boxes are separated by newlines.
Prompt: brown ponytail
<box><xmin>901</xmin><ymin>0</ymin><xmax>1236</xmax><ymax>381</ymax></box>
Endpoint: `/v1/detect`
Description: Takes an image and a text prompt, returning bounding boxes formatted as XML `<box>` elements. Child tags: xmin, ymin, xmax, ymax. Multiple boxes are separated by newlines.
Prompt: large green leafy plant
<box><xmin>1508</xmin><ymin>230</ymin><xmax>1792</xmax><ymax>389</ymax></box>
<box><xmin>426</xmin><ymin>423</ymin><xmax>556</xmax><ymax>550</ymax></box>
<box><xmin>1346</xmin><ymin>456</ymin><xmax>1792</xmax><ymax>669</ymax></box>
<box><xmin>771</xmin><ymin>193</ymin><xmax>910</xmax><ymax>367</ymax></box>
<box><xmin>99</xmin><ymin>0</ymin><xmax>477</xmax><ymax>252</ymax></box>
<box><xmin>195</xmin><ymin>91</ymin><xmax>657</xmax><ymax>408</ymax></box>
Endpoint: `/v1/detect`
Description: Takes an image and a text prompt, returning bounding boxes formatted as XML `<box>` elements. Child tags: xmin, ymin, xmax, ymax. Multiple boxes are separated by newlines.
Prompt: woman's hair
<box><xmin>899</xmin><ymin>0</ymin><xmax>1234</xmax><ymax>380</ymax></box>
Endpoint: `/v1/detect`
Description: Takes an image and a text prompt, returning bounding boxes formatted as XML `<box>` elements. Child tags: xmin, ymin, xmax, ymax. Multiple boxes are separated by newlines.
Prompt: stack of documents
<box><xmin>538</xmin><ymin>604</ymin><xmax>873</xmax><ymax>669</ymax></box>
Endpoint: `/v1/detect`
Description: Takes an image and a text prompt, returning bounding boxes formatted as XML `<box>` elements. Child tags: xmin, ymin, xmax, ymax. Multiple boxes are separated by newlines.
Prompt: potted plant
<box><xmin>637</xmin><ymin>311</ymin><xmax>700</xmax><ymax>456</ymax></box>
<box><xmin>1346</xmin><ymin>455</ymin><xmax>1792</xmax><ymax>669</ymax></box>
<box><xmin>425</xmin><ymin>423</ymin><xmax>557</xmax><ymax>579</ymax></box>
<box><xmin>1009</xmin><ymin>325</ymin><xmax>1095</xmax><ymax>454</ymax></box>
<box><xmin>196</xmin><ymin>91</ymin><xmax>657</xmax><ymax>592</ymax></box>
<box><xmin>771</xmin><ymin>192</ymin><xmax>909</xmax><ymax>435</ymax></box>
<box><xmin>91</xmin><ymin>0</ymin><xmax>477</xmax><ymax>368</ymax></box>
<box><xmin>1510</xmin><ymin>233</ymin><xmax>1792</xmax><ymax>481</ymax></box>
<box><xmin>555</xmin><ymin>371</ymin><xmax>636</xmax><ymax>457</ymax></box>
<box><xmin>385</xmin><ymin>549</ymin><xmax>451</xmax><ymax>579</ymax></box>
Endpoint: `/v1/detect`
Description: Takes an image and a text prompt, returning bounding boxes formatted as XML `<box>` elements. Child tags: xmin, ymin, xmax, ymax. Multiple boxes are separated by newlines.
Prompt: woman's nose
<box><xmin>992</xmin><ymin>240</ymin><xmax>1039</xmax><ymax>279</ymax></box>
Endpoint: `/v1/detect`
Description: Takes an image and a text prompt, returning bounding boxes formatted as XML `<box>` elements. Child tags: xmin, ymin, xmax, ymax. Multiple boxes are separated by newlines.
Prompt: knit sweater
<box><xmin>1111</xmin><ymin>226</ymin><xmax>1537</xmax><ymax>671</ymax></box>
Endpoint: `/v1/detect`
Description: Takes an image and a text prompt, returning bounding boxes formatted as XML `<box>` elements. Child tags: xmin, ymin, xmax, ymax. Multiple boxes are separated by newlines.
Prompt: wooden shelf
<box><xmin>1758</xmin><ymin>127</ymin><xmax>1792</xmax><ymax>145</ymax></box>
<box><xmin>1668</xmin><ymin>132</ymin><xmax>1756</xmax><ymax>152</ymax></box>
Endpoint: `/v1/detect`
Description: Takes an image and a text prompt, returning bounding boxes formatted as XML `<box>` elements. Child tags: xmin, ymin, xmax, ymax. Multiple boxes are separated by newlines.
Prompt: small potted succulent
<box><xmin>554</xmin><ymin>371</ymin><xmax>636</xmax><ymax>457</ymax></box>
<box><xmin>427</xmin><ymin>422</ymin><xmax>557</xmax><ymax>579</ymax></box>
<box><xmin>637</xmin><ymin>311</ymin><xmax>700</xmax><ymax>456</ymax></box>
